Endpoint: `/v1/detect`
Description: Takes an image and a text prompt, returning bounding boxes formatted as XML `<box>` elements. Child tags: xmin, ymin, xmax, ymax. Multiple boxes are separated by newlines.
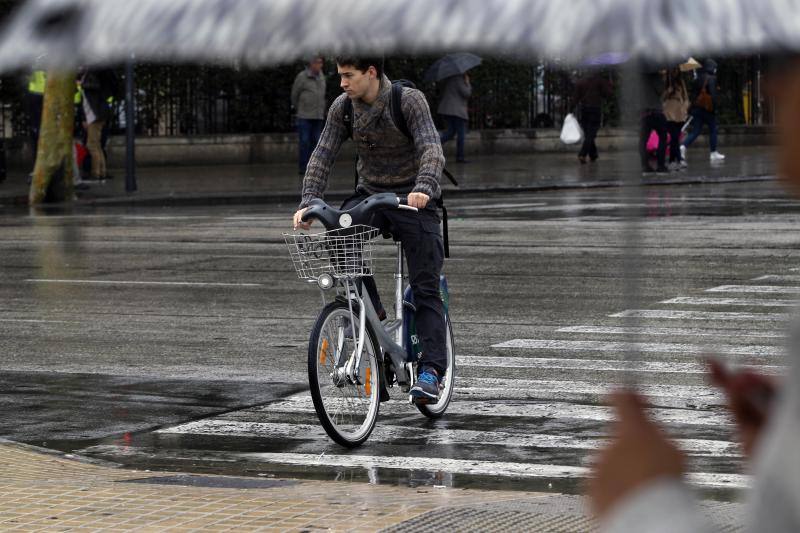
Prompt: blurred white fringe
<box><xmin>0</xmin><ymin>0</ymin><xmax>798</xmax><ymax>70</ymax></box>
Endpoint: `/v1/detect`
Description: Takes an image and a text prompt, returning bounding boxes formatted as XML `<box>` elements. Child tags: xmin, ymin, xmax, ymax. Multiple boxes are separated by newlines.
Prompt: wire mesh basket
<box><xmin>284</xmin><ymin>225</ymin><xmax>380</xmax><ymax>281</ymax></box>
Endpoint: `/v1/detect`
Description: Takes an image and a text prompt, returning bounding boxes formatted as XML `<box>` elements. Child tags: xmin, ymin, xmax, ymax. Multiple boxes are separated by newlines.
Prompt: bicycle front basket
<box><xmin>284</xmin><ymin>225</ymin><xmax>380</xmax><ymax>281</ymax></box>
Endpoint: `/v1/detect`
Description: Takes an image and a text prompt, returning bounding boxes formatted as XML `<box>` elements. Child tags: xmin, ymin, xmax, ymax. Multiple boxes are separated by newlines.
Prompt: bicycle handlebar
<box><xmin>301</xmin><ymin>193</ymin><xmax>417</xmax><ymax>230</ymax></box>
<box><xmin>396</xmin><ymin>195</ymin><xmax>419</xmax><ymax>212</ymax></box>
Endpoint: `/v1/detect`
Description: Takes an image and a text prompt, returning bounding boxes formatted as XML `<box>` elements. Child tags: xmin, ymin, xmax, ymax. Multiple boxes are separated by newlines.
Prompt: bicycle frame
<box><xmin>325</xmin><ymin>241</ymin><xmax>414</xmax><ymax>388</ymax></box>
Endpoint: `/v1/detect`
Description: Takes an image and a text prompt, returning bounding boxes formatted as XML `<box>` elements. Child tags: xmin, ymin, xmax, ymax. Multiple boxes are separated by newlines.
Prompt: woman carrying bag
<box><xmin>662</xmin><ymin>67</ymin><xmax>690</xmax><ymax>170</ymax></box>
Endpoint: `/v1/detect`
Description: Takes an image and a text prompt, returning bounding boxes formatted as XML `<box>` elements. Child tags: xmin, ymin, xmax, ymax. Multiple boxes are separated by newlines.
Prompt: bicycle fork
<box><xmin>333</xmin><ymin>243</ymin><xmax>413</xmax><ymax>391</ymax></box>
<box><xmin>331</xmin><ymin>278</ymin><xmax>367</xmax><ymax>387</ymax></box>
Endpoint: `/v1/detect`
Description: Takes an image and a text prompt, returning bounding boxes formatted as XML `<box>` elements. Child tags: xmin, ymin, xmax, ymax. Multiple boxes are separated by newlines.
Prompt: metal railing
<box><xmin>0</xmin><ymin>56</ymin><xmax>772</xmax><ymax>144</ymax></box>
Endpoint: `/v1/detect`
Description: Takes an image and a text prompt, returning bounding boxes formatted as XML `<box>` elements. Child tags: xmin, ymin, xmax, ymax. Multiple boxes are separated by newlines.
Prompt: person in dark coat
<box><xmin>574</xmin><ymin>71</ymin><xmax>613</xmax><ymax>164</ymax></box>
<box><xmin>437</xmin><ymin>73</ymin><xmax>472</xmax><ymax>162</ymax></box>
<box><xmin>681</xmin><ymin>58</ymin><xmax>725</xmax><ymax>161</ymax></box>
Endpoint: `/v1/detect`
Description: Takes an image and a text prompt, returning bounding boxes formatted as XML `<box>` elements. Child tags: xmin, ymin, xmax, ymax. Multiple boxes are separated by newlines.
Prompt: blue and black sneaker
<box><xmin>410</xmin><ymin>368</ymin><xmax>440</xmax><ymax>404</ymax></box>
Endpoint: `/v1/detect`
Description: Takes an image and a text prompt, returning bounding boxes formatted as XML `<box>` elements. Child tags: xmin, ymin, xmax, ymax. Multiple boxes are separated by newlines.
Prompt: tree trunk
<box><xmin>29</xmin><ymin>70</ymin><xmax>75</xmax><ymax>205</ymax></box>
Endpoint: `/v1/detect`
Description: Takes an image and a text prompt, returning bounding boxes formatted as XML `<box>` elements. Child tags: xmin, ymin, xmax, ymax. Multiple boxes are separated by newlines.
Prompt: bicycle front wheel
<box><xmin>308</xmin><ymin>301</ymin><xmax>380</xmax><ymax>448</ymax></box>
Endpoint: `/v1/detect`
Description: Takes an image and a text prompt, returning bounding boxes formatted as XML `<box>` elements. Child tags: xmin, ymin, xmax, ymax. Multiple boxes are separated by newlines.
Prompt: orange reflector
<box><xmin>365</xmin><ymin>368</ymin><xmax>372</xmax><ymax>396</ymax></box>
<box><xmin>320</xmin><ymin>339</ymin><xmax>329</xmax><ymax>365</ymax></box>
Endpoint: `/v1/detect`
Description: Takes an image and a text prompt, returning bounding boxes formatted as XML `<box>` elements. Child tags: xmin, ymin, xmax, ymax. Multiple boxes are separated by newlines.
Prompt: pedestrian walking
<box><xmin>573</xmin><ymin>70</ymin><xmax>614</xmax><ymax>164</ymax></box>
<box><xmin>640</xmin><ymin>68</ymin><xmax>668</xmax><ymax>174</ymax></box>
<box><xmin>681</xmin><ymin>58</ymin><xmax>725</xmax><ymax>162</ymax></box>
<box><xmin>78</xmin><ymin>67</ymin><xmax>117</xmax><ymax>180</ymax></box>
<box><xmin>437</xmin><ymin>73</ymin><xmax>472</xmax><ymax>163</ymax></box>
<box><xmin>291</xmin><ymin>56</ymin><xmax>326</xmax><ymax>175</ymax></box>
<box><xmin>662</xmin><ymin>67</ymin><xmax>690</xmax><ymax>170</ymax></box>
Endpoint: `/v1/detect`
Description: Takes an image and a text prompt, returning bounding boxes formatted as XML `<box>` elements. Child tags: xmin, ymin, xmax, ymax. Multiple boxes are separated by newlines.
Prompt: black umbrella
<box><xmin>424</xmin><ymin>53</ymin><xmax>482</xmax><ymax>83</ymax></box>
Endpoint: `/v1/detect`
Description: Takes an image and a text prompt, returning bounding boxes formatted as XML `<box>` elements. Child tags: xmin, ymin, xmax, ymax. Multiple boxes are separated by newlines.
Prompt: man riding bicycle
<box><xmin>292</xmin><ymin>56</ymin><xmax>447</xmax><ymax>404</ymax></box>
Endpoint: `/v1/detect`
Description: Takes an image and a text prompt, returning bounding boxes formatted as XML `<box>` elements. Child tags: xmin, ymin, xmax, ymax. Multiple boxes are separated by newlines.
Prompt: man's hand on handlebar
<box><xmin>407</xmin><ymin>192</ymin><xmax>430</xmax><ymax>209</ymax></box>
<box><xmin>293</xmin><ymin>208</ymin><xmax>312</xmax><ymax>230</ymax></box>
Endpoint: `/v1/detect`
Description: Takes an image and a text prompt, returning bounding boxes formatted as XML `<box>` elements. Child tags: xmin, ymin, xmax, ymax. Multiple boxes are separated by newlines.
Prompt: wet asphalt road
<box><xmin>2</xmin><ymin>177</ymin><xmax>799</xmax><ymax>499</ymax></box>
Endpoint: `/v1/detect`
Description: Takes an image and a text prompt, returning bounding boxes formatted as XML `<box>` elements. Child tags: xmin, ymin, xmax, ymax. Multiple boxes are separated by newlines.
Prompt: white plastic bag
<box><xmin>560</xmin><ymin>113</ymin><xmax>583</xmax><ymax>145</ymax></box>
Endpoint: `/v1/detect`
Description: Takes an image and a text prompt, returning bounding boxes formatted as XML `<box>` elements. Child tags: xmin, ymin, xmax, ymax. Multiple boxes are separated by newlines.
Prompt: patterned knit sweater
<box><xmin>300</xmin><ymin>75</ymin><xmax>444</xmax><ymax>208</ymax></box>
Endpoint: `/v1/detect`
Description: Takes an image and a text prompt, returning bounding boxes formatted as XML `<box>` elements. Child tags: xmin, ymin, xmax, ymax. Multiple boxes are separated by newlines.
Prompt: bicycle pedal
<box><xmin>409</xmin><ymin>395</ymin><xmax>438</xmax><ymax>406</ymax></box>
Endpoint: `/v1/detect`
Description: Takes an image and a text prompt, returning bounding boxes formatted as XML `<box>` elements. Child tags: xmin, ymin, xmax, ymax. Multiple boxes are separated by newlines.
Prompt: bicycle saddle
<box><xmin>302</xmin><ymin>193</ymin><xmax>406</xmax><ymax>230</ymax></box>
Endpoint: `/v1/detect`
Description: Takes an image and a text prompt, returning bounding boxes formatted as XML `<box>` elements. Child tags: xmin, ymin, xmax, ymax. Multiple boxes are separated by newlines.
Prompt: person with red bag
<box><xmin>681</xmin><ymin>58</ymin><xmax>725</xmax><ymax>162</ymax></box>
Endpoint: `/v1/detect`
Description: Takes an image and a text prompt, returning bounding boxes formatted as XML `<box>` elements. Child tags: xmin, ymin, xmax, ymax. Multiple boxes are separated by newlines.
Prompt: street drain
<box><xmin>383</xmin><ymin>507</ymin><xmax>595</xmax><ymax>532</ymax></box>
<box><xmin>118</xmin><ymin>475</ymin><xmax>299</xmax><ymax>489</ymax></box>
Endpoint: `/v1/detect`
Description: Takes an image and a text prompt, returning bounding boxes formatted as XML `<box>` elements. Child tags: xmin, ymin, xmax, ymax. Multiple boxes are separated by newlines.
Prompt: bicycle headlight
<box><xmin>317</xmin><ymin>273</ymin><xmax>334</xmax><ymax>290</ymax></box>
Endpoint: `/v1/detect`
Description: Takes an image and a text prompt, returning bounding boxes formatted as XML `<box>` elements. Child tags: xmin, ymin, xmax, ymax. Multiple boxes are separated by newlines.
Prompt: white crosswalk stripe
<box><xmin>114</xmin><ymin>270</ymin><xmax>799</xmax><ymax>490</ymax></box>
<box><xmin>235</xmin><ymin>453</ymin><xmax>752</xmax><ymax>490</ymax></box>
<box><xmin>260</xmin><ymin>394</ymin><xmax>730</xmax><ymax>426</ymax></box>
<box><xmin>611</xmin><ymin>309</ymin><xmax>790</xmax><ymax>321</ymax></box>
<box><xmin>457</xmin><ymin>355</ymin><xmax>784</xmax><ymax>374</ymax></box>
<box><xmin>80</xmin><ymin>444</ymin><xmax>751</xmax><ymax>490</ymax></box>
<box><xmin>752</xmin><ymin>275</ymin><xmax>800</xmax><ymax>282</ymax></box>
<box><xmin>157</xmin><ymin>421</ymin><xmax>741</xmax><ymax>456</ymax></box>
<box><xmin>558</xmin><ymin>324</ymin><xmax>787</xmax><ymax>338</ymax></box>
<box><xmin>661</xmin><ymin>296</ymin><xmax>799</xmax><ymax>307</ymax></box>
<box><xmin>490</xmin><ymin>338</ymin><xmax>783</xmax><ymax>357</ymax></box>
<box><xmin>707</xmin><ymin>284</ymin><xmax>800</xmax><ymax>294</ymax></box>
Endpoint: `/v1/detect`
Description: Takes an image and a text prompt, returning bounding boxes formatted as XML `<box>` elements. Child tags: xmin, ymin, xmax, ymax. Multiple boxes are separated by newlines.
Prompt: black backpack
<box><xmin>342</xmin><ymin>80</ymin><xmax>458</xmax><ymax>257</ymax></box>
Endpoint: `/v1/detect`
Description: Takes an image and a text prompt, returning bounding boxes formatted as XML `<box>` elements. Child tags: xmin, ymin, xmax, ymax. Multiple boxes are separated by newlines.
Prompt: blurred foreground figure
<box><xmin>589</xmin><ymin>55</ymin><xmax>800</xmax><ymax>532</ymax></box>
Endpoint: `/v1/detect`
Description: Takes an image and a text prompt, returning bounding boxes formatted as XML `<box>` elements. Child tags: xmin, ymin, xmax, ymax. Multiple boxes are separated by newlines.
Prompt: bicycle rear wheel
<box><xmin>417</xmin><ymin>316</ymin><xmax>455</xmax><ymax>418</ymax></box>
<box><xmin>308</xmin><ymin>301</ymin><xmax>380</xmax><ymax>447</ymax></box>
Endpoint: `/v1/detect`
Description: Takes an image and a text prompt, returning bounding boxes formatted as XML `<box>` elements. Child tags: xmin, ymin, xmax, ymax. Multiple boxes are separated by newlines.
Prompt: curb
<box><xmin>0</xmin><ymin>437</ymin><xmax>124</xmax><ymax>470</ymax></box>
<box><xmin>0</xmin><ymin>173</ymin><xmax>776</xmax><ymax>209</ymax></box>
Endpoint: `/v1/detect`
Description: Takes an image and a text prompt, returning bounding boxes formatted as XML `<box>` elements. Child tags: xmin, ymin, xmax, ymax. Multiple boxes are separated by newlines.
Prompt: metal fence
<box><xmin>0</xmin><ymin>55</ymin><xmax>770</xmax><ymax>142</ymax></box>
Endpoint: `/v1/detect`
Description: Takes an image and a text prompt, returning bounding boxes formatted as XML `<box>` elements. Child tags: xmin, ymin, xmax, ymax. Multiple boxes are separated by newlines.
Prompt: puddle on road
<box><xmin>61</xmin><ymin>428</ymin><xmax>745</xmax><ymax>503</ymax></box>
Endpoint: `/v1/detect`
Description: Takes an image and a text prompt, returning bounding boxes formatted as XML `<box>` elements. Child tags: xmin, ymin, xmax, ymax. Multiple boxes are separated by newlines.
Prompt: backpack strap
<box><xmin>341</xmin><ymin>97</ymin><xmax>359</xmax><ymax>189</ymax></box>
<box><xmin>442</xmin><ymin>167</ymin><xmax>458</xmax><ymax>187</ymax></box>
<box><xmin>436</xmin><ymin>193</ymin><xmax>450</xmax><ymax>259</ymax></box>
<box><xmin>391</xmin><ymin>84</ymin><xmax>412</xmax><ymax>140</ymax></box>
<box><xmin>343</xmin><ymin>96</ymin><xmax>354</xmax><ymax>140</ymax></box>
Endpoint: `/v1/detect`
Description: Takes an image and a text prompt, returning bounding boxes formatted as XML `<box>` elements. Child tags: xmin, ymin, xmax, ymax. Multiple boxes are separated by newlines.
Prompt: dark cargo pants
<box><xmin>341</xmin><ymin>192</ymin><xmax>447</xmax><ymax>375</ymax></box>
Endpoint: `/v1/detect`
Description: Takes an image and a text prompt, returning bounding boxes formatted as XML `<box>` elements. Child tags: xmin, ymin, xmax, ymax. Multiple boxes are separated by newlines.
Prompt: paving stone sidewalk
<box><xmin>0</xmin><ymin>440</ymin><xmax>599</xmax><ymax>532</ymax></box>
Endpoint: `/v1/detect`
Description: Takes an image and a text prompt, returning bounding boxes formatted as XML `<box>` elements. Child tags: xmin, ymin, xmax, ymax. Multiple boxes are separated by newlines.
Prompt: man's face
<box><xmin>308</xmin><ymin>58</ymin><xmax>323</xmax><ymax>75</ymax></box>
<box><xmin>337</xmin><ymin>64</ymin><xmax>376</xmax><ymax>99</ymax></box>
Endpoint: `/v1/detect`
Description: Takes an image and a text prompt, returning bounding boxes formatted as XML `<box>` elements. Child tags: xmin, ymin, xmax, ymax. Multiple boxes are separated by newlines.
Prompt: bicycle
<box><xmin>284</xmin><ymin>192</ymin><xmax>455</xmax><ymax>447</ymax></box>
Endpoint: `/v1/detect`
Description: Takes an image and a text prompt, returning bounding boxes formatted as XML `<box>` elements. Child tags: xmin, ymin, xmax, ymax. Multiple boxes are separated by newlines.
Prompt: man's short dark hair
<box><xmin>335</xmin><ymin>56</ymin><xmax>384</xmax><ymax>78</ymax></box>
